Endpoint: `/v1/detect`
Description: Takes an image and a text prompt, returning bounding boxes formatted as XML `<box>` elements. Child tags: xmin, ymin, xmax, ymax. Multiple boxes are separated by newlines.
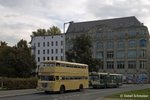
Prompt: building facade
<box><xmin>66</xmin><ymin>16</ymin><xmax>150</xmax><ymax>83</ymax></box>
<box><xmin>31</xmin><ymin>34</ymin><xmax>65</xmax><ymax>70</ymax></box>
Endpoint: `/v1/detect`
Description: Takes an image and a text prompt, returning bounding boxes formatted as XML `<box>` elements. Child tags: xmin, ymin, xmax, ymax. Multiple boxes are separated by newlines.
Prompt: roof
<box><xmin>90</xmin><ymin>72</ymin><xmax>108</xmax><ymax>75</ymax></box>
<box><xmin>41</xmin><ymin>60</ymin><xmax>88</xmax><ymax>67</ymax></box>
<box><xmin>66</xmin><ymin>16</ymin><xmax>143</xmax><ymax>33</ymax></box>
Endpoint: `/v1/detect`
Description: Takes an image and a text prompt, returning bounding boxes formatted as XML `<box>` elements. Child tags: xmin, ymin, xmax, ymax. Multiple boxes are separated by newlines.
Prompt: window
<box><xmin>117</xmin><ymin>61</ymin><xmax>125</xmax><ymax>69</ymax></box>
<box><xmin>43</xmin><ymin>50</ymin><xmax>45</xmax><ymax>54</ymax></box>
<box><xmin>96</xmin><ymin>51</ymin><xmax>103</xmax><ymax>59</ymax></box>
<box><xmin>61</xmin><ymin>49</ymin><xmax>63</xmax><ymax>53</ymax></box>
<box><xmin>128</xmin><ymin>40</ymin><xmax>136</xmax><ymax>48</ymax></box>
<box><xmin>38</xmin><ymin>57</ymin><xmax>40</xmax><ymax>62</ymax></box>
<box><xmin>107</xmin><ymin>51</ymin><xmax>114</xmax><ymax>58</ymax></box>
<box><xmin>43</xmin><ymin>42</ymin><xmax>45</xmax><ymax>47</ymax></box>
<box><xmin>61</xmin><ymin>56</ymin><xmax>63</xmax><ymax>60</ymax></box>
<box><xmin>61</xmin><ymin>41</ymin><xmax>63</xmax><ymax>46</ymax></box>
<box><xmin>43</xmin><ymin>57</ymin><xmax>45</xmax><ymax>61</ymax></box>
<box><xmin>47</xmin><ymin>57</ymin><xmax>49</xmax><ymax>60</ymax></box>
<box><xmin>139</xmin><ymin>49</ymin><xmax>146</xmax><ymax>58</ymax></box>
<box><xmin>51</xmin><ymin>56</ymin><xmax>53</xmax><ymax>60</ymax></box>
<box><xmin>139</xmin><ymin>30</ymin><xmax>146</xmax><ymax>35</ymax></box>
<box><xmin>38</xmin><ymin>50</ymin><xmax>40</xmax><ymax>54</ymax></box>
<box><xmin>118</xmin><ymin>41</ymin><xmax>125</xmax><ymax>48</ymax></box>
<box><xmin>56</xmin><ymin>41</ymin><xmax>58</xmax><ymax>46</ymax></box>
<box><xmin>96</xmin><ymin>42</ymin><xmax>103</xmax><ymax>49</ymax></box>
<box><xmin>51</xmin><ymin>49</ymin><xmax>53</xmax><ymax>54</ymax></box>
<box><xmin>107</xmin><ymin>42</ymin><xmax>114</xmax><ymax>49</ymax></box>
<box><xmin>128</xmin><ymin>50</ymin><xmax>136</xmax><ymax>58</ymax></box>
<box><xmin>118</xmin><ymin>33</ymin><xmax>125</xmax><ymax>38</ymax></box>
<box><xmin>140</xmin><ymin>39</ymin><xmax>146</xmax><ymax>47</ymax></box>
<box><xmin>38</xmin><ymin>42</ymin><xmax>40</xmax><ymax>47</ymax></box>
<box><xmin>128</xmin><ymin>61</ymin><xmax>136</xmax><ymax>69</ymax></box>
<box><xmin>107</xmin><ymin>61</ymin><xmax>114</xmax><ymax>69</ymax></box>
<box><xmin>55</xmin><ymin>56</ymin><xmax>58</xmax><ymax>60</ymax></box>
<box><xmin>47</xmin><ymin>49</ymin><xmax>49</xmax><ymax>54</ymax></box>
<box><xmin>40</xmin><ymin>76</ymin><xmax>55</xmax><ymax>81</ymax></box>
<box><xmin>51</xmin><ymin>42</ymin><xmax>53</xmax><ymax>46</ymax></box>
<box><xmin>96</xmin><ymin>32</ymin><xmax>102</xmax><ymax>38</ymax></box>
<box><xmin>107</xmin><ymin>32</ymin><xmax>113</xmax><ymax>39</ymax></box>
<box><xmin>117</xmin><ymin>51</ymin><xmax>125</xmax><ymax>58</ymax></box>
<box><xmin>140</xmin><ymin>61</ymin><xmax>146</xmax><ymax>69</ymax></box>
<box><xmin>47</xmin><ymin>42</ymin><xmax>49</xmax><ymax>47</ymax></box>
<box><xmin>56</xmin><ymin>49</ymin><xmax>58</xmax><ymax>54</ymax></box>
<box><xmin>128</xmin><ymin>31</ymin><xmax>136</xmax><ymax>36</ymax></box>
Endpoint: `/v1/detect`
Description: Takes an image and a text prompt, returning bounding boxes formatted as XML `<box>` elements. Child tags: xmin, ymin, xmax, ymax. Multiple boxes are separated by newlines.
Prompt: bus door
<box><xmin>99</xmin><ymin>74</ymin><xmax>106</xmax><ymax>85</ymax></box>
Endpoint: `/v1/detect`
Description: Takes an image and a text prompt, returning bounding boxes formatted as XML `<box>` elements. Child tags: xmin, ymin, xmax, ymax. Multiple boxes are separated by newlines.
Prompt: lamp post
<box><xmin>63</xmin><ymin>21</ymin><xmax>73</xmax><ymax>61</ymax></box>
<box><xmin>63</xmin><ymin>21</ymin><xmax>73</xmax><ymax>33</ymax></box>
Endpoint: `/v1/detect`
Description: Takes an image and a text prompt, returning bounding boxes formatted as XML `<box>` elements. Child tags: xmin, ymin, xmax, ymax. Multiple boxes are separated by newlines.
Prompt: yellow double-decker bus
<box><xmin>37</xmin><ymin>60</ymin><xmax>89</xmax><ymax>93</ymax></box>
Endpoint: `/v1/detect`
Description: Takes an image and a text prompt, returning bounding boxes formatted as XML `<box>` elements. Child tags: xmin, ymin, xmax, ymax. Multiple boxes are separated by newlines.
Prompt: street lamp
<box><xmin>63</xmin><ymin>21</ymin><xmax>73</xmax><ymax>61</ymax></box>
<box><xmin>63</xmin><ymin>21</ymin><xmax>73</xmax><ymax>33</ymax></box>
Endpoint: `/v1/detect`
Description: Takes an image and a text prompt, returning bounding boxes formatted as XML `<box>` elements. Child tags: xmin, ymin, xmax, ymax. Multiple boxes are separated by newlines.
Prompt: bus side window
<box><xmin>56</xmin><ymin>76</ymin><xmax>59</xmax><ymax>80</ymax></box>
<box><xmin>59</xmin><ymin>76</ymin><xmax>62</xmax><ymax>80</ymax></box>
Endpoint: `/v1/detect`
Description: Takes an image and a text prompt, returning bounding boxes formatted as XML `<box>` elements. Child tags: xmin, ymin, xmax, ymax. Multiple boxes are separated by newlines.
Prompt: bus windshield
<box><xmin>40</xmin><ymin>75</ymin><xmax>55</xmax><ymax>81</ymax></box>
<box><xmin>90</xmin><ymin>75</ymin><xmax>99</xmax><ymax>81</ymax></box>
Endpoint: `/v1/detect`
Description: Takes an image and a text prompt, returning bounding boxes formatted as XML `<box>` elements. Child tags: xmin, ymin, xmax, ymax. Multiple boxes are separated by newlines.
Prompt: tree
<box><xmin>47</xmin><ymin>26</ymin><xmax>61</xmax><ymax>35</ymax></box>
<box><xmin>66</xmin><ymin>34</ymin><xmax>101</xmax><ymax>72</ymax></box>
<box><xmin>0</xmin><ymin>46</ymin><xmax>16</xmax><ymax>77</ymax></box>
<box><xmin>17</xmin><ymin>39</ymin><xmax>28</xmax><ymax>49</ymax></box>
<box><xmin>32</xmin><ymin>29</ymin><xmax>47</xmax><ymax>36</ymax></box>
<box><xmin>0</xmin><ymin>40</ymin><xmax>36</xmax><ymax>77</ymax></box>
<box><xmin>0</xmin><ymin>41</ymin><xmax>7</xmax><ymax>47</ymax></box>
<box><xmin>32</xmin><ymin>26</ymin><xmax>61</xmax><ymax>36</ymax></box>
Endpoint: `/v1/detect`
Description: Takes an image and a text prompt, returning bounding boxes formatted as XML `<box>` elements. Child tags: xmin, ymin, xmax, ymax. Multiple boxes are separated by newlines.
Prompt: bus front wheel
<box><xmin>60</xmin><ymin>85</ymin><xmax>65</xmax><ymax>94</ymax></box>
<box><xmin>79</xmin><ymin>84</ymin><xmax>83</xmax><ymax>91</ymax></box>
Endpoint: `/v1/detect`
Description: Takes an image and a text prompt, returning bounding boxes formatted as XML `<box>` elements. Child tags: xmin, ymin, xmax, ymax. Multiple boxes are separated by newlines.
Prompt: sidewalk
<box><xmin>0</xmin><ymin>89</ymin><xmax>38</xmax><ymax>98</ymax></box>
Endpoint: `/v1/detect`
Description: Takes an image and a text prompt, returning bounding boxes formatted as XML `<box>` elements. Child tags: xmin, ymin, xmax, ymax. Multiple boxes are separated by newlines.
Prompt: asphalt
<box><xmin>0</xmin><ymin>84</ymin><xmax>149</xmax><ymax>99</ymax></box>
<box><xmin>0</xmin><ymin>89</ymin><xmax>38</xmax><ymax>98</ymax></box>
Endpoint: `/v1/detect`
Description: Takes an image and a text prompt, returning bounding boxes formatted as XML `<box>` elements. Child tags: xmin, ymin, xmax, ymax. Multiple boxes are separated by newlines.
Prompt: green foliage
<box><xmin>66</xmin><ymin>34</ymin><xmax>102</xmax><ymax>72</ymax></box>
<box><xmin>32</xmin><ymin>29</ymin><xmax>47</xmax><ymax>36</ymax></box>
<box><xmin>1</xmin><ymin>77</ymin><xmax>37</xmax><ymax>90</ymax></box>
<box><xmin>47</xmin><ymin>26</ymin><xmax>61</xmax><ymax>35</ymax></box>
<box><xmin>0</xmin><ymin>41</ymin><xmax>7</xmax><ymax>47</ymax></box>
<box><xmin>32</xmin><ymin>26</ymin><xmax>61</xmax><ymax>36</ymax></box>
<box><xmin>0</xmin><ymin>40</ymin><xmax>36</xmax><ymax>78</ymax></box>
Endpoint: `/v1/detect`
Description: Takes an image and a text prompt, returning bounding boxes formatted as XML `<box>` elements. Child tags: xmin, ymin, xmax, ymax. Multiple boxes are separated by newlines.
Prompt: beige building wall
<box><xmin>66</xmin><ymin>17</ymin><xmax>150</xmax><ymax>83</ymax></box>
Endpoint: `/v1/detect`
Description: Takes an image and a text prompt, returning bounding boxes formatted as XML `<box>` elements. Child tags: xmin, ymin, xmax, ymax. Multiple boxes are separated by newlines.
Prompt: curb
<box><xmin>0</xmin><ymin>91</ymin><xmax>38</xmax><ymax>98</ymax></box>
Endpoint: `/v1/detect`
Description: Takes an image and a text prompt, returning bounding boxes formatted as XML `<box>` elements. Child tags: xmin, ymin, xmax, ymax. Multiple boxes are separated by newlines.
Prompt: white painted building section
<box><xmin>31</xmin><ymin>34</ymin><xmax>65</xmax><ymax>69</ymax></box>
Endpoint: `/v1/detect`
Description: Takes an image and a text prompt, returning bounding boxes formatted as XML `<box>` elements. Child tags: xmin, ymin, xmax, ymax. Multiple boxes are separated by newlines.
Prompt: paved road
<box><xmin>0</xmin><ymin>84</ymin><xmax>150</xmax><ymax>100</ymax></box>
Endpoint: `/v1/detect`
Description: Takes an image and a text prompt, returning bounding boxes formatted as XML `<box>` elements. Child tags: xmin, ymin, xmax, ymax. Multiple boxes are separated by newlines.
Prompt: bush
<box><xmin>1</xmin><ymin>77</ymin><xmax>38</xmax><ymax>90</ymax></box>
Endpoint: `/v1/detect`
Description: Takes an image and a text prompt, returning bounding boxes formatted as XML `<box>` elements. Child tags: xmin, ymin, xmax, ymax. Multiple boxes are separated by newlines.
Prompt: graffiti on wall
<box><xmin>123</xmin><ymin>73</ymin><xmax>148</xmax><ymax>83</ymax></box>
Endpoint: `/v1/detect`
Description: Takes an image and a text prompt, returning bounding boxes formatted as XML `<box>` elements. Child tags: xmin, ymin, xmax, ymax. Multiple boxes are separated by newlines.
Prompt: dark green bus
<box><xmin>89</xmin><ymin>72</ymin><xmax>123</xmax><ymax>88</ymax></box>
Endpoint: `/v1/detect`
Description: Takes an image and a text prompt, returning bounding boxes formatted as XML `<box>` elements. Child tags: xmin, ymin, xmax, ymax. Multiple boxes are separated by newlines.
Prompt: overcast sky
<box><xmin>0</xmin><ymin>0</ymin><xmax>150</xmax><ymax>46</ymax></box>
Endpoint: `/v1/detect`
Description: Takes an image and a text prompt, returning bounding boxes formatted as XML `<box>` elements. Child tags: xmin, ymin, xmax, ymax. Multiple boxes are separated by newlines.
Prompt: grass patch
<box><xmin>106</xmin><ymin>88</ymin><xmax>150</xmax><ymax>100</ymax></box>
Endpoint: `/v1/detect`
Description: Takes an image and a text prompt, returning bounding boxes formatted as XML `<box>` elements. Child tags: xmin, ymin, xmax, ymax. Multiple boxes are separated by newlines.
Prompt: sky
<box><xmin>0</xmin><ymin>0</ymin><xmax>150</xmax><ymax>46</ymax></box>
